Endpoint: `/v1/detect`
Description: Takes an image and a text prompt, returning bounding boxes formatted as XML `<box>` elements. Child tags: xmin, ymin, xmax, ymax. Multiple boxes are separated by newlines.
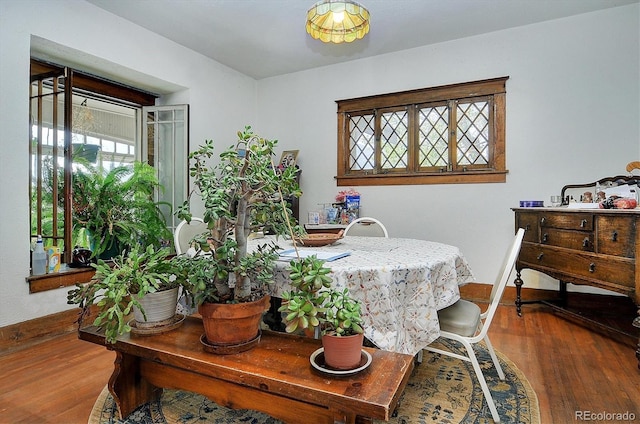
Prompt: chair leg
<box><xmin>460</xmin><ymin>339</ymin><xmax>501</xmax><ymax>423</ymax></box>
<box><xmin>415</xmin><ymin>349</ymin><xmax>423</xmax><ymax>365</ymax></box>
<box><xmin>483</xmin><ymin>334</ymin><xmax>505</xmax><ymax>380</ymax></box>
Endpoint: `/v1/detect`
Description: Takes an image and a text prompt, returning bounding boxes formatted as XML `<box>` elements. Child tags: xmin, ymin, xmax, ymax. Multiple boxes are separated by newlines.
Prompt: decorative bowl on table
<box><xmin>294</xmin><ymin>230</ymin><xmax>344</xmax><ymax>247</ymax></box>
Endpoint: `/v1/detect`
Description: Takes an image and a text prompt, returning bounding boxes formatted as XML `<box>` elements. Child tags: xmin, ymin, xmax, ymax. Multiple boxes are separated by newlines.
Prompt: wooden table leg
<box><xmin>633</xmin><ymin>311</ymin><xmax>640</xmax><ymax>369</ymax></box>
<box><xmin>514</xmin><ymin>270</ymin><xmax>524</xmax><ymax>316</ymax></box>
<box><xmin>108</xmin><ymin>351</ymin><xmax>161</xmax><ymax>419</ymax></box>
<box><xmin>558</xmin><ymin>280</ymin><xmax>568</xmax><ymax>307</ymax></box>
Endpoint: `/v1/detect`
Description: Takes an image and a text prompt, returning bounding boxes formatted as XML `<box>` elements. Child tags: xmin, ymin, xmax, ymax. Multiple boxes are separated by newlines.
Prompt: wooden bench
<box><xmin>79</xmin><ymin>316</ymin><xmax>414</xmax><ymax>424</ymax></box>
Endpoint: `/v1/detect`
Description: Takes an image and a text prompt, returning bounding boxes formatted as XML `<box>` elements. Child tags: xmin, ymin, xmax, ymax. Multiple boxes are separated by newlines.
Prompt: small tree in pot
<box><xmin>177</xmin><ymin>126</ymin><xmax>302</xmax><ymax>351</ymax></box>
<box><xmin>278</xmin><ymin>256</ymin><xmax>365</xmax><ymax>370</ymax></box>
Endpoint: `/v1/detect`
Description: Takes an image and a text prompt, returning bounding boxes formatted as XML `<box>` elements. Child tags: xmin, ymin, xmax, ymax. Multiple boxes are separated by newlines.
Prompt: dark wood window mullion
<box><xmin>488</xmin><ymin>98</ymin><xmax>496</xmax><ymax>169</ymax></box>
<box><xmin>407</xmin><ymin>105</ymin><xmax>417</xmax><ymax>173</ymax></box>
<box><xmin>374</xmin><ymin>109</ymin><xmax>381</xmax><ymax>174</ymax></box>
<box><xmin>448</xmin><ymin>100</ymin><xmax>457</xmax><ymax>172</ymax></box>
<box><xmin>28</xmin><ymin>85</ymin><xmax>34</xmax><ymax>237</ymax></box>
<box><xmin>343</xmin><ymin>113</ymin><xmax>352</xmax><ymax>175</ymax></box>
<box><xmin>63</xmin><ymin>70</ymin><xmax>73</xmax><ymax>264</ymax></box>
<box><xmin>36</xmin><ymin>81</ymin><xmax>44</xmax><ymax>236</ymax></box>
<box><xmin>51</xmin><ymin>77</ymin><xmax>59</xmax><ymax>245</ymax></box>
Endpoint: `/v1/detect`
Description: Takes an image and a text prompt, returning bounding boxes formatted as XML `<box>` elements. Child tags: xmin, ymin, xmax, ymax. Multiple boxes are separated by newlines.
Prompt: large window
<box><xmin>336</xmin><ymin>77</ymin><xmax>508</xmax><ymax>186</ymax></box>
<box><xmin>28</xmin><ymin>59</ymin><xmax>188</xmax><ymax>292</ymax></box>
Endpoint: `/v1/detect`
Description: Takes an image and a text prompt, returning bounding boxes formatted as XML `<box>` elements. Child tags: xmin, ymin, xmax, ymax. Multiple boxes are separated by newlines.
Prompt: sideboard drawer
<box><xmin>540</xmin><ymin>228</ymin><xmax>594</xmax><ymax>251</ymax></box>
<box><xmin>519</xmin><ymin>246</ymin><xmax>635</xmax><ymax>288</ymax></box>
<box><xmin>597</xmin><ymin>216</ymin><xmax>636</xmax><ymax>258</ymax></box>
<box><xmin>539</xmin><ymin>213</ymin><xmax>593</xmax><ymax>231</ymax></box>
<box><xmin>517</xmin><ymin>212</ymin><xmax>539</xmax><ymax>242</ymax></box>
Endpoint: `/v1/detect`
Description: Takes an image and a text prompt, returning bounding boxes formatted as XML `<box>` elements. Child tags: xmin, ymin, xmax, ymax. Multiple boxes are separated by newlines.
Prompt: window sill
<box><xmin>26</xmin><ymin>267</ymin><xmax>95</xmax><ymax>294</ymax></box>
<box><xmin>336</xmin><ymin>170</ymin><xmax>508</xmax><ymax>186</ymax></box>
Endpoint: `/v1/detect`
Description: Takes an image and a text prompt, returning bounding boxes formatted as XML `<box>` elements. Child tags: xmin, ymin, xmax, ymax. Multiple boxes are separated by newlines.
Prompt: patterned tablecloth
<box><xmin>250</xmin><ymin>235</ymin><xmax>475</xmax><ymax>355</ymax></box>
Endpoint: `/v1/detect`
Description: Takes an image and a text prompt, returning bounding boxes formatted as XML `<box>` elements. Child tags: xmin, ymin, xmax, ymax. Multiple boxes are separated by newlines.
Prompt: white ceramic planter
<box><xmin>133</xmin><ymin>286</ymin><xmax>179</xmax><ymax>324</ymax></box>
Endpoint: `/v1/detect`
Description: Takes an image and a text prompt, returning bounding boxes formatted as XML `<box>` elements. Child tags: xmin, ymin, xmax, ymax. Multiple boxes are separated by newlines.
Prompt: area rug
<box><xmin>89</xmin><ymin>339</ymin><xmax>539</xmax><ymax>424</ymax></box>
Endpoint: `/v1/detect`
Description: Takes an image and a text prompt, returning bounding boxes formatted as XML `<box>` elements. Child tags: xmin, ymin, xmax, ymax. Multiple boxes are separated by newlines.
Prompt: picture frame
<box><xmin>279</xmin><ymin>150</ymin><xmax>299</xmax><ymax>168</ymax></box>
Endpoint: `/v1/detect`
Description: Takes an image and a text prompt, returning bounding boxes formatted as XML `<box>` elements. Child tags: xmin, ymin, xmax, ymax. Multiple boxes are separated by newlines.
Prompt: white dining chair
<box><xmin>422</xmin><ymin>228</ymin><xmax>525</xmax><ymax>423</ymax></box>
<box><xmin>174</xmin><ymin>217</ymin><xmax>208</xmax><ymax>255</ymax></box>
<box><xmin>344</xmin><ymin>217</ymin><xmax>389</xmax><ymax>238</ymax></box>
<box><xmin>174</xmin><ymin>217</ymin><xmax>208</xmax><ymax>316</ymax></box>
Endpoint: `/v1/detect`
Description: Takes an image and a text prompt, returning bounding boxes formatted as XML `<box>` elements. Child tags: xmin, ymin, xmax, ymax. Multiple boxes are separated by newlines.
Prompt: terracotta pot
<box><xmin>198</xmin><ymin>295</ymin><xmax>270</xmax><ymax>350</ymax></box>
<box><xmin>321</xmin><ymin>332</ymin><xmax>364</xmax><ymax>370</ymax></box>
<box><xmin>133</xmin><ymin>287</ymin><xmax>179</xmax><ymax>325</ymax></box>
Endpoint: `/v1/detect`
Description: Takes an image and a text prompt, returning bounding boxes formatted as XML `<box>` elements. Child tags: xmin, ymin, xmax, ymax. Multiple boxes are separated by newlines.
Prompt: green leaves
<box><xmin>279</xmin><ymin>256</ymin><xmax>363</xmax><ymax>337</ymax></box>
<box><xmin>288</xmin><ymin>256</ymin><xmax>332</xmax><ymax>292</ymax></box>
<box><xmin>324</xmin><ymin>287</ymin><xmax>364</xmax><ymax>336</ymax></box>
<box><xmin>72</xmin><ymin>161</ymin><xmax>171</xmax><ymax>259</ymax></box>
<box><xmin>179</xmin><ymin>126</ymin><xmax>302</xmax><ymax>304</ymax></box>
<box><xmin>67</xmin><ymin>244</ymin><xmax>179</xmax><ymax>343</ymax></box>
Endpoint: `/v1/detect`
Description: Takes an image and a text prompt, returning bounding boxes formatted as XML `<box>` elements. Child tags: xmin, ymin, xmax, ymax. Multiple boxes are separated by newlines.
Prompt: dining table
<box><xmin>249</xmin><ymin>235</ymin><xmax>476</xmax><ymax>356</ymax></box>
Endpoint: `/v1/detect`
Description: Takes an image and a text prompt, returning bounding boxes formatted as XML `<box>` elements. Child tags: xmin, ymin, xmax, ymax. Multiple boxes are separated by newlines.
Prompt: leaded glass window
<box><xmin>337</xmin><ymin>77</ymin><xmax>508</xmax><ymax>186</ymax></box>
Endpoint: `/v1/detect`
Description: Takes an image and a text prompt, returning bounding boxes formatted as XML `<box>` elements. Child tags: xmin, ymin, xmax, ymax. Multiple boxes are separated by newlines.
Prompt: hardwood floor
<box><xmin>1</xmin><ymin>304</ymin><xmax>638</xmax><ymax>424</ymax></box>
<box><xmin>490</xmin><ymin>304</ymin><xmax>639</xmax><ymax>424</ymax></box>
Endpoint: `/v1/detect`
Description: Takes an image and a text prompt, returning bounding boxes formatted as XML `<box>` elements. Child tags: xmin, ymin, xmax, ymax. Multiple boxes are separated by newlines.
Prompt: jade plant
<box><xmin>278</xmin><ymin>256</ymin><xmax>364</xmax><ymax>337</ymax></box>
<box><xmin>176</xmin><ymin>126</ymin><xmax>303</xmax><ymax>305</ymax></box>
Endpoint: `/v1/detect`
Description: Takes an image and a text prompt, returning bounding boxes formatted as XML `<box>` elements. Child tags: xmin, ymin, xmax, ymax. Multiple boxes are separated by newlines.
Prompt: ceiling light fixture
<box><xmin>306</xmin><ymin>0</ymin><xmax>370</xmax><ymax>44</ymax></box>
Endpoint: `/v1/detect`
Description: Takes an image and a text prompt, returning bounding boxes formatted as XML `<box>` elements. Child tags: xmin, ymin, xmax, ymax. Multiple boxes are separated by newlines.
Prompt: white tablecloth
<box><xmin>250</xmin><ymin>235</ymin><xmax>475</xmax><ymax>355</ymax></box>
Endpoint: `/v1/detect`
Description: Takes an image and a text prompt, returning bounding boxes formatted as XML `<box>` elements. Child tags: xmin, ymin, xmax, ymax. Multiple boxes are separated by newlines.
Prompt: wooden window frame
<box><xmin>336</xmin><ymin>77</ymin><xmax>509</xmax><ymax>186</ymax></box>
<box><xmin>28</xmin><ymin>59</ymin><xmax>156</xmax><ymax>293</ymax></box>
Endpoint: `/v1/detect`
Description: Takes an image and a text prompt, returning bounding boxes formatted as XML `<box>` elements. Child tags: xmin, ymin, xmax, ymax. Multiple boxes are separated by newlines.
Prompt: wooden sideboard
<box><xmin>512</xmin><ymin>207</ymin><xmax>640</xmax><ymax>368</ymax></box>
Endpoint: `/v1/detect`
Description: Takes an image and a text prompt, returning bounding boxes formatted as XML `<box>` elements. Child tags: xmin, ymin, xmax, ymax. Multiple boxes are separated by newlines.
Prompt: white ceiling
<box><xmin>87</xmin><ymin>0</ymin><xmax>637</xmax><ymax>80</ymax></box>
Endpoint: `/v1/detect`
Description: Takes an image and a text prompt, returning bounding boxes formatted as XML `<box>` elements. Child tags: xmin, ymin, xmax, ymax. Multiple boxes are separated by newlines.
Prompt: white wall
<box><xmin>0</xmin><ymin>0</ymin><xmax>257</xmax><ymax>327</ymax></box>
<box><xmin>256</xmin><ymin>5</ymin><xmax>640</xmax><ymax>289</ymax></box>
<box><xmin>0</xmin><ymin>2</ymin><xmax>638</xmax><ymax>328</ymax></box>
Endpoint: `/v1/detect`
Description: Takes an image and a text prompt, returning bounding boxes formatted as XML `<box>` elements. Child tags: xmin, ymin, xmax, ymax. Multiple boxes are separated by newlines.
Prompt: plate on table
<box><xmin>294</xmin><ymin>231</ymin><xmax>344</xmax><ymax>247</ymax></box>
<box><xmin>310</xmin><ymin>347</ymin><xmax>372</xmax><ymax>377</ymax></box>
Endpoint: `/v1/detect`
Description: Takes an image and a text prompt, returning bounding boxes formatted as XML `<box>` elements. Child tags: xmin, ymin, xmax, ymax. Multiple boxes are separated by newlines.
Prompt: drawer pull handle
<box><xmin>542</xmin><ymin>233</ymin><xmax>548</xmax><ymax>243</ymax></box>
<box><xmin>611</xmin><ymin>231</ymin><xmax>618</xmax><ymax>242</ymax></box>
<box><xmin>525</xmin><ymin>224</ymin><xmax>531</xmax><ymax>231</ymax></box>
<box><xmin>580</xmin><ymin>219</ymin><xmax>588</xmax><ymax>228</ymax></box>
<box><xmin>582</xmin><ymin>238</ymin><xmax>590</xmax><ymax>248</ymax></box>
<box><xmin>537</xmin><ymin>253</ymin><xmax>544</xmax><ymax>261</ymax></box>
<box><xmin>540</xmin><ymin>217</ymin><xmax>546</xmax><ymax>225</ymax></box>
<box><xmin>589</xmin><ymin>263</ymin><xmax>596</xmax><ymax>273</ymax></box>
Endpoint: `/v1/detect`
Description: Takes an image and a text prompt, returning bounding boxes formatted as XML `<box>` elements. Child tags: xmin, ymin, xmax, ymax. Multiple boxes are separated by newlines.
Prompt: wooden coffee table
<box><xmin>79</xmin><ymin>316</ymin><xmax>414</xmax><ymax>424</ymax></box>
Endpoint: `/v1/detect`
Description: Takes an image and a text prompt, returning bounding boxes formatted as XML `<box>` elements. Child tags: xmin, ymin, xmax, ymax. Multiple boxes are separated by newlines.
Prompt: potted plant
<box><xmin>278</xmin><ymin>256</ymin><xmax>365</xmax><ymax>370</ymax></box>
<box><xmin>177</xmin><ymin>125</ymin><xmax>302</xmax><ymax>352</ymax></box>
<box><xmin>72</xmin><ymin>161</ymin><xmax>172</xmax><ymax>260</ymax></box>
<box><xmin>67</xmin><ymin>244</ymin><xmax>183</xmax><ymax>344</ymax></box>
